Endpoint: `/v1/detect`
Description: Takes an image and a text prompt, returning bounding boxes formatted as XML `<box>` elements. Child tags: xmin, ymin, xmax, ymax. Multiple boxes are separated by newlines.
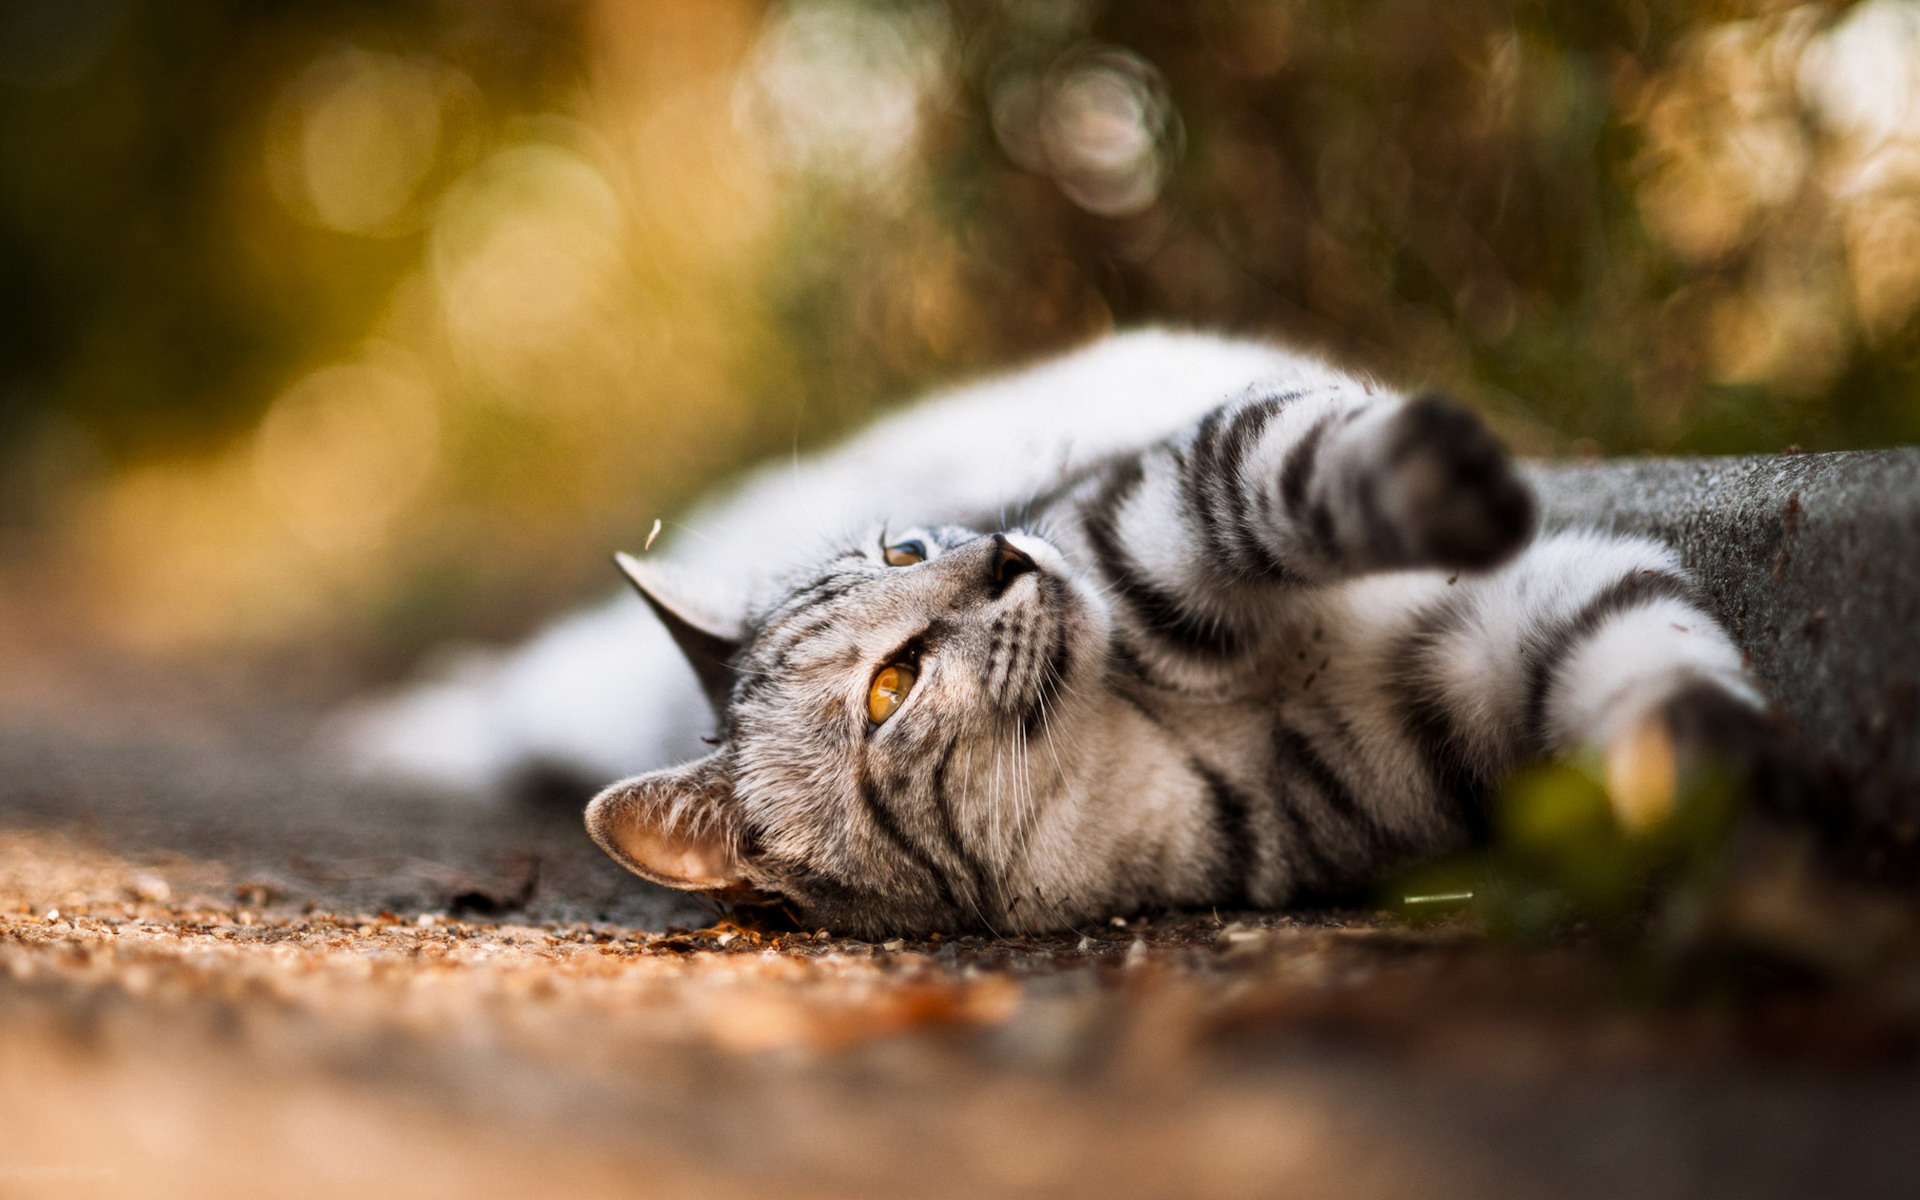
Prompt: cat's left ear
<box><xmin>584</xmin><ymin>753</ymin><xmax>767</xmax><ymax>901</ymax></box>
<box><xmin>614</xmin><ymin>552</ymin><xmax>745</xmax><ymax>714</ymax></box>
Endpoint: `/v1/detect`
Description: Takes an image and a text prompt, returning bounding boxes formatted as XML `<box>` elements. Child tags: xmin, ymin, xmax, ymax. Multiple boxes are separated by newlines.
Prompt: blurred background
<box><xmin>2</xmin><ymin>0</ymin><xmax>1917</xmax><ymax>685</ymax></box>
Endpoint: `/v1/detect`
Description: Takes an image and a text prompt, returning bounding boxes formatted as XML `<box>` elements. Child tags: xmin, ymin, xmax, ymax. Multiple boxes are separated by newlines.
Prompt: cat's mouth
<box><xmin>983</xmin><ymin>554</ymin><xmax>1079</xmax><ymax>734</ymax></box>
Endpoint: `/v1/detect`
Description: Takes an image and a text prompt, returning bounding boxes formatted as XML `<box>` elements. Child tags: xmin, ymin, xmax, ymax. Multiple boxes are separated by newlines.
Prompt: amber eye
<box><xmin>883</xmin><ymin>540</ymin><xmax>926</xmax><ymax>567</ymax></box>
<box><xmin>868</xmin><ymin>663</ymin><xmax>916</xmax><ymax>723</ymax></box>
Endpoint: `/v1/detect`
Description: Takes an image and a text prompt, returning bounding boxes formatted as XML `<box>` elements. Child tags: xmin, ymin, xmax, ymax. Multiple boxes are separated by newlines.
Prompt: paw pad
<box><xmin>1603</xmin><ymin>713</ymin><xmax>1678</xmax><ymax>833</ymax></box>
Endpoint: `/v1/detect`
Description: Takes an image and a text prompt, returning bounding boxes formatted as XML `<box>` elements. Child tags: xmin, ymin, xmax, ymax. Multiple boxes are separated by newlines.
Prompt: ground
<box><xmin>2</xmin><ymin>667</ymin><xmax>1917</xmax><ymax>1200</ymax></box>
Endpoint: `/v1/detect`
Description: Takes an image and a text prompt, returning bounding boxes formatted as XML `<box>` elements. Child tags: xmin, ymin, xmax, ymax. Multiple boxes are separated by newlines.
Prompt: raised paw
<box><xmin>1381</xmin><ymin>394</ymin><xmax>1535</xmax><ymax>570</ymax></box>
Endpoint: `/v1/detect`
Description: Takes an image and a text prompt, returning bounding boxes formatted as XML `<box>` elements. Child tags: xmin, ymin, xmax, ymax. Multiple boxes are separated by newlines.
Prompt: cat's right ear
<box><xmin>613</xmin><ymin>552</ymin><xmax>744</xmax><ymax>713</ymax></box>
<box><xmin>584</xmin><ymin>753</ymin><xmax>764</xmax><ymax>900</ymax></box>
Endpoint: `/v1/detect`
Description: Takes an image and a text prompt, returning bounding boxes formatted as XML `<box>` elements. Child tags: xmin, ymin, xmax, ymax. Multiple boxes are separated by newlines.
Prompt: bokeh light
<box><xmin>432</xmin><ymin>140</ymin><xmax>628</xmax><ymax>396</ymax></box>
<box><xmin>253</xmin><ymin>353</ymin><xmax>439</xmax><ymax>553</ymax></box>
<box><xmin>993</xmin><ymin>46</ymin><xmax>1178</xmax><ymax>217</ymax></box>
<box><xmin>738</xmin><ymin>0</ymin><xmax>952</xmax><ymax>195</ymax></box>
<box><xmin>267</xmin><ymin>48</ymin><xmax>476</xmax><ymax>237</ymax></box>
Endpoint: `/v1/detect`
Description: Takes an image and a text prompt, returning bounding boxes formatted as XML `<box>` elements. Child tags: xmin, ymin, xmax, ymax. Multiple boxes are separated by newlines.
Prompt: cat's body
<box><xmin>350</xmin><ymin>331</ymin><xmax>1780</xmax><ymax>937</ymax></box>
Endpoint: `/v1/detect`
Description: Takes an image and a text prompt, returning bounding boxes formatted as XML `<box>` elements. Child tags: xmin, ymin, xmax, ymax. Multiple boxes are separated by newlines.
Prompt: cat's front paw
<box><xmin>1381</xmin><ymin>394</ymin><xmax>1535</xmax><ymax>570</ymax></box>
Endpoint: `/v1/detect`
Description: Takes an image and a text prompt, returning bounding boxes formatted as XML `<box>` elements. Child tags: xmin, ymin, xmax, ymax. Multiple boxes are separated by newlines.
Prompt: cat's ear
<box><xmin>614</xmin><ymin>552</ymin><xmax>744</xmax><ymax>713</ymax></box>
<box><xmin>584</xmin><ymin>753</ymin><xmax>763</xmax><ymax>899</ymax></box>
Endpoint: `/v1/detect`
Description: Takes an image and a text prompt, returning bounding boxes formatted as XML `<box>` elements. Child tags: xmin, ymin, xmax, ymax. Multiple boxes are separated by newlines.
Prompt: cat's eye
<box><xmin>868</xmin><ymin>663</ymin><xmax>916</xmax><ymax>723</ymax></box>
<box><xmin>883</xmin><ymin>540</ymin><xmax>926</xmax><ymax>567</ymax></box>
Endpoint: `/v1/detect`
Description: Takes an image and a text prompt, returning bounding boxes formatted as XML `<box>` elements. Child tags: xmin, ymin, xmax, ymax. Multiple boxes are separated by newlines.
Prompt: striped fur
<box><xmin>580</xmin><ymin>345</ymin><xmax>1768</xmax><ymax>936</ymax></box>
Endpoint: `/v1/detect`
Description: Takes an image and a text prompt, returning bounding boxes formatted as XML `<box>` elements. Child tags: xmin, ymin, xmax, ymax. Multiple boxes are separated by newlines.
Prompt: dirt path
<box><xmin>3</xmin><ymin>695</ymin><xmax>1918</xmax><ymax>1199</ymax></box>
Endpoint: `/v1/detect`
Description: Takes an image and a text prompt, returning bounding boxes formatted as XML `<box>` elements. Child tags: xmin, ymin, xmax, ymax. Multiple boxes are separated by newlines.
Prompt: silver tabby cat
<box><xmin>582</xmin><ymin>336</ymin><xmax>1768</xmax><ymax>937</ymax></box>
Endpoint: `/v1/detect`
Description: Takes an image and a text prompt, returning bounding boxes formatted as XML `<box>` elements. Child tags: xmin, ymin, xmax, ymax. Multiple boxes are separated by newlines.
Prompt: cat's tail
<box><xmin>325</xmin><ymin>594</ymin><xmax>712</xmax><ymax>802</ymax></box>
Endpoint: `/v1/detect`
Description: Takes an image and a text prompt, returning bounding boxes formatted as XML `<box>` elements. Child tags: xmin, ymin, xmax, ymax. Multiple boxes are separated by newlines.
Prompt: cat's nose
<box><xmin>989</xmin><ymin>534</ymin><xmax>1037</xmax><ymax>590</ymax></box>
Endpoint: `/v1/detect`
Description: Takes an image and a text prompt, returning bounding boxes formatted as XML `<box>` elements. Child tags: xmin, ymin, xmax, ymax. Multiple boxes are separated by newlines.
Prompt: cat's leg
<box><xmin>1521</xmin><ymin>546</ymin><xmax>1830</xmax><ymax>827</ymax></box>
<box><xmin>1378</xmin><ymin>528</ymin><xmax>1817</xmax><ymax>835</ymax></box>
<box><xmin>1046</xmin><ymin>387</ymin><xmax>1537</xmax><ymax>687</ymax></box>
<box><xmin>1253</xmin><ymin>390</ymin><xmax>1537</xmax><ymax>581</ymax></box>
<box><xmin>1060</xmin><ymin>387</ymin><xmax>1535</xmax><ymax>601</ymax></box>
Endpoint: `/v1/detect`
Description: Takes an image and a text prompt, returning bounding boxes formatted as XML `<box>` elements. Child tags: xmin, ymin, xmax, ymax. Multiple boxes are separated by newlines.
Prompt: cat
<box><xmin>345</xmin><ymin>331</ymin><xmax>1299</xmax><ymax>791</ymax></box>
<box><xmin>538</xmin><ymin>332</ymin><xmax>1785</xmax><ymax>938</ymax></box>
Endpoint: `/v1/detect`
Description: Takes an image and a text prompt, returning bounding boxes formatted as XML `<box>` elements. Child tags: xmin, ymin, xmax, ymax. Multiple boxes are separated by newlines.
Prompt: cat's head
<box><xmin>584</xmin><ymin>526</ymin><xmax>1111</xmax><ymax>936</ymax></box>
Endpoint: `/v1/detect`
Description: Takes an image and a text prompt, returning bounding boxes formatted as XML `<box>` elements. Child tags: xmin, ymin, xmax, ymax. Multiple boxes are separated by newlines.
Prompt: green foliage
<box><xmin>1390</xmin><ymin>756</ymin><xmax>1740</xmax><ymax>942</ymax></box>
